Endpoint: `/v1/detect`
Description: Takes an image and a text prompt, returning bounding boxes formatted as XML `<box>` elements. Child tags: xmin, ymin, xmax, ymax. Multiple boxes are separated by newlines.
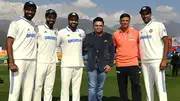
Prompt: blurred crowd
<box><xmin>170</xmin><ymin>50</ymin><xmax>180</xmax><ymax>76</ymax></box>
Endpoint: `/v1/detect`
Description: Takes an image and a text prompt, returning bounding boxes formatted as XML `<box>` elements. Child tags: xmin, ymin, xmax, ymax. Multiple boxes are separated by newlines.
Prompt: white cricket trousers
<box><xmin>61</xmin><ymin>67</ymin><xmax>83</xmax><ymax>101</ymax></box>
<box><xmin>33</xmin><ymin>63</ymin><xmax>56</xmax><ymax>101</ymax></box>
<box><xmin>142</xmin><ymin>62</ymin><xmax>168</xmax><ymax>101</ymax></box>
<box><xmin>8</xmin><ymin>59</ymin><xmax>36</xmax><ymax>101</ymax></box>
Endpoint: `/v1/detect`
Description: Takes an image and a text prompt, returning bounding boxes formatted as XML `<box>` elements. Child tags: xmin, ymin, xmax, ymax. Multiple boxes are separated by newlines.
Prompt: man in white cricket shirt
<box><xmin>6</xmin><ymin>1</ymin><xmax>37</xmax><ymax>101</ymax></box>
<box><xmin>139</xmin><ymin>6</ymin><xmax>169</xmax><ymax>101</ymax></box>
<box><xmin>33</xmin><ymin>9</ymin><xmax>58</xmax><ymax>101</ymax></box>
<box><xmin>57</xmin><ymin>12</ymin><xmax>85</xmax><ymax>101</ymax></box>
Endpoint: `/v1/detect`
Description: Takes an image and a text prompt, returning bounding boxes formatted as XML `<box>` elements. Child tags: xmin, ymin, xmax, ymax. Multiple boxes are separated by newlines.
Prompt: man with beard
<box><xmin>139</xmin><ymin>6</ymin><xmax>169</xmax><ymax>101</ymax></box>
<box><xmin>6</xmin><ymin>1</ymin><xmax>37</xmax><ymax>101</ymax></box>
<box><xmin>57</xmin><ymin>12</ymin><xmax>85</xmax><ymax>101</ymax></box>
<box><xmin>33</xmin><ymin>9</ymin><xmax>58</xmax><ymax>101</ymax></box>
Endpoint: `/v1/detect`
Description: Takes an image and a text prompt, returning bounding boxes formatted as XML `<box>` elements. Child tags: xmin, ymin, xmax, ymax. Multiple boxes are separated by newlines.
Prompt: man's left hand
<box><xmin>104</xmin><ymin>65</ymin><xmax>111</xmax><ymax>72</ymax></box>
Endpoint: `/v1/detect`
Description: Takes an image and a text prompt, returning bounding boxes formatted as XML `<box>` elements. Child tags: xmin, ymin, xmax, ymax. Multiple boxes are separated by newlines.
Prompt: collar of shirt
<box><xmin>92</xmin><ymin>31</ymin><xmax>105</xmax><ymax>36</ymax></box>
<box><xmin>66</xmin><ymin>26</ymin><xmax>79</xmax><ymax>32</ymax></box>
<box><xmin>119</xmin><ymin>27</ymin><xmax>131</xmax><ymax>35</ymax></box>
<box><xmin>43</xmin><ymin>23</ymin><xmax>55</xmax><ymax>30</ymax></box>
<box><xmin>142</xmin><ymin>20</ymin><xmax>154</xmax><ymax>32</ymax></box>
<box><xmin>18</xmin><ymin>16</ymin><xmax>35</xmax><ymax>27</ymax></box>
<box><xmin>146</xmin><ymin>19</ymin><xmax>153</xmax><ymax>26</ymax></box>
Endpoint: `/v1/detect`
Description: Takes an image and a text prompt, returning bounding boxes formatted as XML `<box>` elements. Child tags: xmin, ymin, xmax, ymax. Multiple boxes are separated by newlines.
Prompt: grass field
<box><xmin>0</xmin><ymin>64</ymin><xmax>180</xmax><ymax>101</ymax></box>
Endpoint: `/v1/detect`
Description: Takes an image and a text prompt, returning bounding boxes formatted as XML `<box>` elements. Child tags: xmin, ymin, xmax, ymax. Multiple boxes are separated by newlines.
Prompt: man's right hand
<box><xmin>9</xmin><ymin>63</ymin><xmax>18</xmax><ymax>72</ymax></box>
<box><xmin>104</xmin><ymin>65</ymin><xmax>111</xmax><ymax>73</ymax></box>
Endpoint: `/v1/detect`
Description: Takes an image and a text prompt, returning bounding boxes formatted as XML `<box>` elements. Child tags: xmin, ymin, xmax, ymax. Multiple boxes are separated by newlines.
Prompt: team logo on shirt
<box><xmin>44</xmin><ymin>31</ymin><xmax>47</xmax><ymax>33</ymax></box>
<box><xmin>149</xmin><ymin>29</ymin><xmax>153</xmax><ymax>33</ymax></box>
<box><xmin>67</xmin><ymin>34</ymin><xmax>70</xmax><ymax>37</ymax></box>
<box><xmin>128</xmin><ymin>34</ymin><xmax>135</xmax><ymax>41</ymax></box>
<box><xmin>129</xmin><ymin>34</ymin><xmax>133</xmax><ymax>39</ymax></box>
<box><xmin>104</xmin><ymin>40</ymin><xmax>108</xmax><ymax>43</ymax></box>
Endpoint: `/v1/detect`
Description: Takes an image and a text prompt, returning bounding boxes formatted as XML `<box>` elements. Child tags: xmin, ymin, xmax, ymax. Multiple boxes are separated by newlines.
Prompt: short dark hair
<box><xmin>120</xmin><ymin>13</ymin><xmax>131</xmax><ymax>20</ymax></box>
<box><xmin>93</xmin><ymin>17</ymin><xmax>104</xmax><ymax>24</ymax></box>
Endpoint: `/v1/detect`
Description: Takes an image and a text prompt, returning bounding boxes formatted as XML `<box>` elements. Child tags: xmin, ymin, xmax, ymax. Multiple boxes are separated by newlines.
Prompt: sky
<box><xmin>0</xmin><ymin>0</ymin><xmax>180</xmax><ymax>27</ymax></box>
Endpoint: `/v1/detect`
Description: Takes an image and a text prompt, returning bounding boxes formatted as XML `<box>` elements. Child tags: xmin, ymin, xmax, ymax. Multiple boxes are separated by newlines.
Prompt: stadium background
<box><xmin>1</xmin><ymin>0</ymin><xmax>180</xmax><ymax>101</ymax></box>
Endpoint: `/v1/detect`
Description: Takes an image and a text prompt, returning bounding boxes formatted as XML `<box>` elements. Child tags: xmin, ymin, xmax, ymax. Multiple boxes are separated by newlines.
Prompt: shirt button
<box><xmin>97</xmin><ymin>50</ymin><xmax>99</xmax><ymax>52</ymax></box>
<box><xmin>95</xmin><ymin>56</ymin><xmax>97</xmax><ymax>59</ymax></box>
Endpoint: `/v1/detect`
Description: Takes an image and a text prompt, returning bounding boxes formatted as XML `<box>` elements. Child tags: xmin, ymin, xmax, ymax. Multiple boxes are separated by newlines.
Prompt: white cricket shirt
<box><xmin>57</xmin><ymin>26</ymin><xmax>85</xmax><ymax>67</ymax></box>
<box><xmin>139</xmin><ymin>20</ymin><xmax>168</xmax><ymax>63</ymax></box>
<box><xmin>37</xmin><ymin>23</ymin><xmax>58</xmax><ymax>63</ymax></box>
<box><xmin>7</xmin><ymin>16</ymin><xmax>37</xmax><ymax>60</ymax></box>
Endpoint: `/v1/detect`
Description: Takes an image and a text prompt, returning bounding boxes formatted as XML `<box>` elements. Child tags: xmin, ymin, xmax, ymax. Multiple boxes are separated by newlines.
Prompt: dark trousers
<box><xmin>172</xmin><ymin>64</ymin><xmax>178</xmax><ymax>76</ymax></box>
<box><xmin>116</xmin><ymin>66</ymin><xmax>142</xmax><ymax>101</ymax></box>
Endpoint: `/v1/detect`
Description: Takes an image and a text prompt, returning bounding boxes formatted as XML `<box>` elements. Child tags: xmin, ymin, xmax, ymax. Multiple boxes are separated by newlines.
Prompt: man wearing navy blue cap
<box><xmin>33</xmin><ymin>9</ymin><xmax>58</xmax><ymax>101</ymax></box>
<box><xmin>139</xmin><ymin>6</ymin><xmax>168</xmax><ymax>101</ymax></box>
<box><xmin>139</xmin><ymin>6</ymin><xmax>151</xmax><ymax>15</ymax></box>
<box><xmin>57</xmin><ymin>12</ymin><xmax>86</xmax><ymax>101</ymax></box>
<box><xmin>6</xmin><ymin>1</ymin><xmax>37</xmax><ymax>101</ymax></box>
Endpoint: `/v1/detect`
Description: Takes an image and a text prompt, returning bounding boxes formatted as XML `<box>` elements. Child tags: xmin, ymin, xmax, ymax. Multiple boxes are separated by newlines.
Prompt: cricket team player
<box><xmin>139</xmin><ymin>6</ymin><xmax>169</xmax><ymax>101</ymax></box>
<box><xmin>57</xmin><ymin>12</ymin><xmax>85</xmax><ymax>101</ymax></box>
<box><xmin>33</xmin><ymin>9</ymin><xmax>58</xmax><ymax>101</ymax></box>
<box><xmin>6</xmin><ymin>1</ymin><xmax>37</xmax><ymax>101</ymax></box>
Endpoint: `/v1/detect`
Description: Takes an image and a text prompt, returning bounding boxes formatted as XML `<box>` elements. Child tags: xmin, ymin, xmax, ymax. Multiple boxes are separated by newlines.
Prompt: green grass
<box><xmin>0</xmin><ymin>64</ymin><xmax>180</xmax><ymax>101</ymax></box>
